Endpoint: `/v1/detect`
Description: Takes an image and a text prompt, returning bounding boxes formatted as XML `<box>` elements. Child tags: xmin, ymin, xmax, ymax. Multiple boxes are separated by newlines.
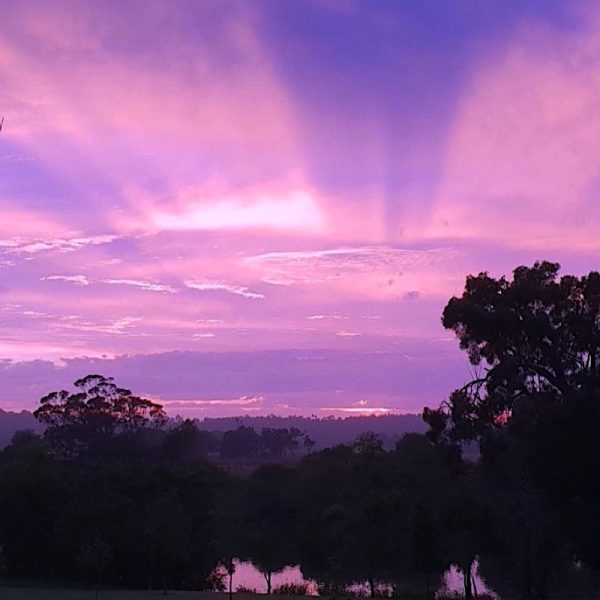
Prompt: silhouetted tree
<box><xmin>214</xmin><ymin>480</ymin><xmax>248</xmax><ymax>600</ymax></box>
<box><xmin>0</xmin><ymin>438</ymin><xmax>65</xmax><ymax>578</ymax></box>
<box><xmin>145</xmin><ymin>493</ymin><xmax>190</xmax><ymax>593</ymax></box>
<box><xmin>244</xmin><ymin>465</ymin><xmax>298</xmax><ymax>593</ymax></box>
<box><xmin>78</xmin><ymin>535</ymin><xmax>112</xmax><ymax>599</ymax></box>
<box><xmin>443</xmin><ymin>483</ymin><xmax>494</xmax><ymax>599</ymax></box>
<box><xmin>303</xmin><ymin>434</ymin><xmax>316</xmax><ymax>453</ymax></box>
<box><xmin>161</xmin><ymin>419</ymin><xmax>214</xmax><ymax>461</ymax></box>
<box><xmin>220</xmin><ymin>426</ymin><xmax>260</xmax><ymax>459</ymax></box>
<box><xmin>352</xmin><ymin>431</ymin><xmax>384</xmax><ymax>455</ymax></box>
<box><xmin>410</xmin><ymin>505</ymin><xmax>447</xmax><ymax>598</ymax></box>
<box><xmin>34</xmin><ymin>375</ymin><xmax>165</xmax><ymax>459</ymax></box>
<box><xmin>424</xmin><ymin>262</ymin><xmax>600</xmax><ymax>443</ymax></box>
<box><xmin>425</xmin><ymin>261</ymin><xmax>600</xmax><ymax>590</ymax></box>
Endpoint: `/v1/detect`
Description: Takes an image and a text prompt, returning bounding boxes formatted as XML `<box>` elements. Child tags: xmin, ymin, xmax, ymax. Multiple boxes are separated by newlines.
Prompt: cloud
<box><xmin>318</xmin><ymin>406</ymin><xmax>397</xmax><ymax>415</ymax></box>
<box><xmin>0</xmin><ymin>347</ymin><xmax>468</xmax><ymax>414</ymax></box>
<box><xmin>42</xmin><ymin>274</ymin><xmax>90</xmax><ymax>286</ymax></box>
<box><xmin>0</xmin><ymin>1</ymin><xmax>302</xmax><ymax>194</ymax></box>
<box><xmin>162</xmin><ymin>395</ymin><xmax>263</xmax><ymax>408</ymax></box>
<box><xmin>5</xmin><ymin>234</ymin><xmax>118</xmax><ymax>255</ymax></box>
<box><xmin>144</xmin><ymin>187</ymin><xmax>325</xmax><ymax>234</ymax></box>
<box><xmin>57</xmin><ymin>315</ymin><xmax>143</xmax><ymax>336</ymax></box>
<box><xmin>247</xmin><ymin>246</ymin><xmax>454</xmax><ymax>278</ymax></box>
<box><xmin>0</xmin><ymin>340</ymin><xmax>109</xmax><ymax>364</ymax></box>
<box><xmin>102</xmin><ymin>278</ymin><xmax>176</xmax><ymax>293</ymax></box>
<box><xmin>185</xmin><ymin>280</ymin><xmax>264</xmax><ymax>300</ymax></box>
<box><xmin>246</xmin><ymin>246</ymin><xmax>461</xmax><ymax>299</ymax></box>
<box><xmin>0</xmin><ymin>205</ymin><xmax>67</xmax><ymax>238</ymax></box>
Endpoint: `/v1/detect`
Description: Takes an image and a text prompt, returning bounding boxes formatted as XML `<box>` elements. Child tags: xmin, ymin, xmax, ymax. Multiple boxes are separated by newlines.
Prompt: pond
<box><xmin>226</xmin><ymin>560</ymin><xmax>495</xmax><ymax>597</ymax></box>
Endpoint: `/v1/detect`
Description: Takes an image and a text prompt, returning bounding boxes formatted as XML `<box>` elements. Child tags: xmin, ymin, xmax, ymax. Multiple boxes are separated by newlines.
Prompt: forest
<box><xmin>2</xmin><ymin>262</ymin><xmax>600</xmax><ymax>599</ymax></box>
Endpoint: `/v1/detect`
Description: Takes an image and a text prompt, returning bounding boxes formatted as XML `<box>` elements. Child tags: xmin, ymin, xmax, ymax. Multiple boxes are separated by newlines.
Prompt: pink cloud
<box><xmin>101</xmin><ymin>278</ymin><xmax>176</xmax><ymax>294</ymax></box>
<box><xmin>185</xmin><ymin>280</ymin><xmax>264</xmax><ymax>300</ymax></box>
<box><xmin>0</xmin><ymin>204</ymin><xmax>71</xmax><ymax>239</ymax></box>
<box><xmin>246</xmin><ymin>246</ymin><xmax>462</xmax><ymax>300</ymax></box>
<box><xmin>42</xmin><ymin>275</ymin><xmax>90</xmax><ymax>286</ymax></box>
<box><xmin>9</xmin><ymin>234</ymin><xmax>118</xmax><ymax>255</ymax></box>
<box><xmin>123</xmin><ymin>181</ymin><xmax>326</xmax><ymax>235</ymax></box>
<box><xmin>0</xmin><ymin>339</ymin><xmax>111</xmax><ymax>364</ymax></box>
<box><xmin>0</xmin><ymin>2</ymin><xmax>302</xmax><ymax>193</ymax></box>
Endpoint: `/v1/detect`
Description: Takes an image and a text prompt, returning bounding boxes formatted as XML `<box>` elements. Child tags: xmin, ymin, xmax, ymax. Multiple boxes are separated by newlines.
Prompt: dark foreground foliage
<box><xmin>2</xmin><ymin>264</ymin><xmax>600</xmax><ymax>600</ymax></box>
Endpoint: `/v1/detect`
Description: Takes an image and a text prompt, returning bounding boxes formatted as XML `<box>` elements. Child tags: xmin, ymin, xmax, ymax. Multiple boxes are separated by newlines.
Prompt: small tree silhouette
<box><xmin>77</xmin><ymin>535</ymin><xmax>112</xmax><ymax>600</ymax></box>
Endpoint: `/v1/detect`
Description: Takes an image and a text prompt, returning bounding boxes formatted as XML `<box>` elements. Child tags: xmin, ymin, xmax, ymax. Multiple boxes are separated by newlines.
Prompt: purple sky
<box><xmin>1</xmin><ymin>0</ymin><xmax>599</xmax><ymax>415</ymax></box>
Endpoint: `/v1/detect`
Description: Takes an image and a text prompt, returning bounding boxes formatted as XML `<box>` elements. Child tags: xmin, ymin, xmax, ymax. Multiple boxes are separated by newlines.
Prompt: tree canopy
<box><xmin>425</xmin><ymin>261</ymin><xmax>600</xmax><ymax>586</ymax></box>
<box><xmin>33</xmin><ymin>374</ymin><xmax>166</xmax><ymax>458</ymax></box>
<box><xmin>425</xmin><ymin>261</ymin><xmax>600</xmax><ymax>442</ymax></box>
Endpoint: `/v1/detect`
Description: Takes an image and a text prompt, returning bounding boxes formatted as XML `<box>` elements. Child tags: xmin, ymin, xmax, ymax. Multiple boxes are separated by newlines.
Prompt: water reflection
<box><xmin>230</xmin><ymin>560</ymin><xmax>318</xmax><ymax>595</ymax></box>
<box><xmin>443</xmin><ymin>564</ymin><xmax>494</xmax><ymax>598</ymax></box>
<box><xmin>228</xmin><ymin>559</ymin><xmax>494</xmax><ymax>597</ymax></box>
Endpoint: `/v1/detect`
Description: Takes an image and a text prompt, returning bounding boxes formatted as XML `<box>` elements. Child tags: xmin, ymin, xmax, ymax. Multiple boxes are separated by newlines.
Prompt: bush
<box><xmin>207</xmin><ymin>565</ymin><xmax>227</xmax><ymax>591</ymax></box>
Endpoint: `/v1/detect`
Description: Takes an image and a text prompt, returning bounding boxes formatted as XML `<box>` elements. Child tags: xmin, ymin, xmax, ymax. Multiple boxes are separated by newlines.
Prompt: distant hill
<box><xmin>0</xmin><ymin>409</ymin><xmax>44</xmax><ymax>448</ymax></box>
<box><xmin>0</xmin><ymin>410</ymin><xmax>426</xmax><ymax>450</ymax></box>
<box><xmin>198</xmin><ymin>414</ymin><xmax>427</xmax><ymax>450</ymax></box>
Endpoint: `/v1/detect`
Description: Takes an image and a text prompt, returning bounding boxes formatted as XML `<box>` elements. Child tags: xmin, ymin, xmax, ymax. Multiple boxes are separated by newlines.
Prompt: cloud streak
<box><xmin>102</xmin><ymin>279</ymin><xmax>176</xmax><ymax>294</ymax></box>
<box><xmin>42</xmin><ymin>275</ymin><xmax>90</xmax><ymax>286</ymax></box>
<box><xmin>185</xmin><ymin>280</ymin><xmax>265</xmax><ymax>300</ymax></box>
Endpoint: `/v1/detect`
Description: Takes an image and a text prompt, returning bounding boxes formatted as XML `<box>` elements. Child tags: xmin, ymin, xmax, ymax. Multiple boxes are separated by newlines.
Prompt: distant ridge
<box><xmin>0</xmin><ymin>410</ymin><xmax>425</xmax><ymax>450</ymax></box>
<box><xmin>0</xmin><ymin>409</ymin><xmax>43</xmax><ymax>448</ymax></box>
<box><xmin>197</xmin><ymin>413</ymin><xmax>427</xmax><ymax>450</ymax></box>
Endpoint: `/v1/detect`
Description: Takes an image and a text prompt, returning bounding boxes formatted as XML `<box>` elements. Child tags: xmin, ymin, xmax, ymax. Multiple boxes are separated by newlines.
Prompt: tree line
<box><xmin>1</xmin><ymin>262</ymin><xmax>600</xmax><ymax>599</ymax></box>
<box><xmin>0</xmin><ymin>404</ymin><xmax>478</xmax><ymax>597</ymax></box>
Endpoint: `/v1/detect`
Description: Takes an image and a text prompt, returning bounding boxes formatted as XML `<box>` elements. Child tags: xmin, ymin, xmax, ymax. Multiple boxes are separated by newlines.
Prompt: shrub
<box><xmin>207</xmin><ymin>565</ymin><xmax>227</xmax><ymax>592</ymax></box>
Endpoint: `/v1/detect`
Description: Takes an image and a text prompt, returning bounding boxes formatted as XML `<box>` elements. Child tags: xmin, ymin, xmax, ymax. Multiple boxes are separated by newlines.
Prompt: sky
<box><xmin>1</xmin><ymin>0</ymin><xmax>600</xmax><ymax>416</ymax></box>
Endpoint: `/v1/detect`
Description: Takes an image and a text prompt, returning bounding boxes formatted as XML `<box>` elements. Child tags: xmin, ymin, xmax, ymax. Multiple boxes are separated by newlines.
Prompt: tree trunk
<box><xmin>538</xmin><ymin>558</ymin><xmax>549</xmax><ymax>599</ymax></box>
<box><xmin>522</xmin><ymin>533</ymin><xmax>533</xmax><ymax>600</ymax></box>
<box><xmin>264</xmin><ymin>571</ymin><xmax>272</xmax><ymax>595</ymax></box>
<box><xmin>463</xmin><ymin>562</ymin><xmax>473</xmax><ymax>599</ymax></box>
<box><xmin>328</xmin><ymin>581</ymin><xmax>336</xmax><ymax>600</ymax></box>
<box><xmin>229</xmin><ymin>569</ymin><xmax>234</xmax><ymax>600</ymax></box>
<box><xmin>369</xmin><ymin>576</ymin><xmax>376</xmax><ymax>598</ymax></box>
